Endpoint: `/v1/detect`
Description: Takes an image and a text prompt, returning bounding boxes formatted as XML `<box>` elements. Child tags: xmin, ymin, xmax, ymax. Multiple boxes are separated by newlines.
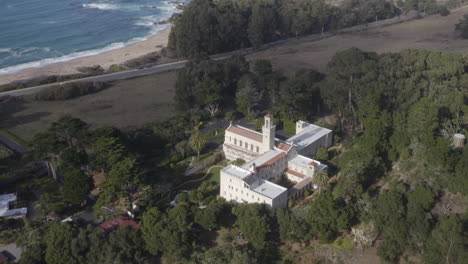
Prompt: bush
<box><xmin>226</xmin><ymin>110</ymin><xmax>242</xmax><ymax>121</ymax></box>
<box><xmin>33</xmin><ymin>81</ymin><xmax>108</xmax><ymax>101</ymax></box>
<box><xmin>233</xmin><ymin>158</ymin><xmax>246</xmax><ymax>166</ymax></box>
<box><xmin>51</xmin><ymin>202</ymin><xmax>66</xmax><ymax>215</ymax></box>
<box><xmin>439</xmin><ymin>6</ymin><xmax>450</xmax><ymax>16</ymax></box>
<box><xmin>108</xmin><ymin>64</ymin><xmax>123</xmax><ymax>73</ymax></box>
<box><xmin>283</xmin><ymin>118</ymin><xmax>296</xmax><ymax>135</ymax></box>
<box><xmin>124</xmin><ymin>52</ymin><xmax>161</xmax><ymax>69</ymax></box>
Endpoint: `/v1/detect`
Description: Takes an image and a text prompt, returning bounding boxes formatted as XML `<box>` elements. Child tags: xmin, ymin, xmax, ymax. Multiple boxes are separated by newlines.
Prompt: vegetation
<box><xmin>168</xmin><ymin>0</ymin><xmax>401</xmax><ymax>57</ymax></box>
<box><xmin>32</xmin><ymin>81</ymin><xmax>108</xmax><ymax>101</ymax></box>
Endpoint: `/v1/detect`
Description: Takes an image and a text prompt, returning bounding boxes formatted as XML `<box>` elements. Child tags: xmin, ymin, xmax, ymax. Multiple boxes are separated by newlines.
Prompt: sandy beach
<box><xmin>0</xmin><ymin>26</ymin><xmax>171</xmax><ymax>86</ymax></box>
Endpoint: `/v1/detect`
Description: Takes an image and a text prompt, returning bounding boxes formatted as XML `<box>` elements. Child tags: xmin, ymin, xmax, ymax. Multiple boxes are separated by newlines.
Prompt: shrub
<box><xmin>226</xmin><ymin>110</ymin><xmax>242</xmax><ymax>121</ymax></box>
<box><xmin>439</xmin><ymin>6</ymin><xmax>450</xmax><ymax>16</ymax></box>
<box><xmin>33</xmin><ymin>81</ymin><xmax>108</xmax><ymax>101</ymax></box>
<box><xmin>108</xmin><ymin>64</ymin><xmax>122</xmax><ymax>73</ymax></box>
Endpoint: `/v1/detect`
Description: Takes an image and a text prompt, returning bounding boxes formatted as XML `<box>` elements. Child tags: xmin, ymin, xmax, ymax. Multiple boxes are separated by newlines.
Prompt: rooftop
<box><xmin>222</xmin><ymin>164</ymin><xmax>252</xmax><ymax>179</ymax></box>
<box><xmin>285</xmin><ymin>169</ymin><xmax>306</xmax><ymax>179</ymax></box>
<box><xmin>286</xmin><ymin>123</ymin><xmax>332</xmax><ymax>151</ymax></box>
<box><xmin>275</xmin><ymin>142</ymin><xmax>293</xmax><ymax>152</ymax></box>
<box><xmin>252</xmin><ymin>180</ymin><xmax>287</xmax><ymax>199</ymax></box>
<box><xmin>289</xmin><ymin>155</ymin><xmax>321</xmax><ymax>168</ymax></box>
<box><xmin>0</xmin><ymin>193</ymin><xmax>27</xmax><ymax>218</ymax></box>
<box><xmin>99</xmin><ymin>215</ymin><xmax>139</xmax><ymax>232</ymax></box>
<box><xmin>242</xmin><ymin>149</ymin><xmax>285</xmax><ymax>170</ymax></box>
<box><xmin>227</xmin><ymin>125</ymin><xmax>263</xmax><ymax>142</ymax></box>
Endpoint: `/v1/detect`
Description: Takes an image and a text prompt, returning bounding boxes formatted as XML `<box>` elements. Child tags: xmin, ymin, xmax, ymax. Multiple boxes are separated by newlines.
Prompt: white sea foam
<box><xmin>0</xmin><ymin>25</ymin><xmax>170</xmax><ymax>76</ymax></box>
<box><xmin>0</xmin><ymin>1</ymin><xmax>185</xmax><ymax>76</ymax></box>
<box><xmin>82</xmin><ymin>3</ymin><xmax>118</xmax><ymax>10</ymax></box>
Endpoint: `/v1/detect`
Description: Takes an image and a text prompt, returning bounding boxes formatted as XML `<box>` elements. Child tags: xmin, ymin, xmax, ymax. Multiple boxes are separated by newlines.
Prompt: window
<box><xmin>256</xmin><ymin>146</ymin><xmax>259</xmax><ymax>152</ymax></box>
<box><xmin>245</xmin><ymin>142</ymin><xmax>248</xmax><ymax>148</ymax></box>
<box><xmin>234</xmin><ymin>138</ymin><xmax>237</xmax><ymax>144</ymax></box>
<box><xmin>250</xmin><ymin>144</ymin><xmax>253</xmax><ymax>151</ymax></box>
<box><xmin>240</xmin><ymin>140</ymin><xmax>242</xmax><ymax>146</ymax></box>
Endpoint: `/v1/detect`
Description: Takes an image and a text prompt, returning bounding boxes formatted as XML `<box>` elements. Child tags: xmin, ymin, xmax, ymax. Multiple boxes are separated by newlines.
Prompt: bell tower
<box><xmin>262</xmin><ymin>114</ymin><xmax>275</xmax><ymax>153</ymax></box>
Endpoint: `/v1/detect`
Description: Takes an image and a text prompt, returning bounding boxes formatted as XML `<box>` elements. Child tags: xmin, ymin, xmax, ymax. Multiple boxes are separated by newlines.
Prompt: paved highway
<box><xmin>0</xmin><ymin>49</ymin><xmax>251</xmax><ymax>98</ymax></box>
<box><xmin>0</xmin><ymin>11</ymin><xmax>420</xmax><ymax>98</ymax></box>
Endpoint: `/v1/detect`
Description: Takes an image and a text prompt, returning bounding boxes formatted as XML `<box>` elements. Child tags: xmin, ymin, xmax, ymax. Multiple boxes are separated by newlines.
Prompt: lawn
<box><xmin>0</xmin><ymin>71</ymin><xmax>178</xmax><ymax>140</ymax></box>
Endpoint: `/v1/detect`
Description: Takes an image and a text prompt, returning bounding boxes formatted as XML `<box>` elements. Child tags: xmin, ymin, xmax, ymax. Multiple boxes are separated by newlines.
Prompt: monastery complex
<box><xmin>220</xmin><ymin>114</ymin><xmax>333</xmax><ymax>209</ymax></box>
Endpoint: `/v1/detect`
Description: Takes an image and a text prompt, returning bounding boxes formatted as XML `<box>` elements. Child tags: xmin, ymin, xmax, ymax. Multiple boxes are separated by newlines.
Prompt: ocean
<box><xmin>0</xmin><ymin>0</ymin><xmax>182</xmax><ymax>75</ymax></box>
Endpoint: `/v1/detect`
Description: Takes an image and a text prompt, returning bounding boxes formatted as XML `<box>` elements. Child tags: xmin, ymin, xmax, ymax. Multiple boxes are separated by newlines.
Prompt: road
<box><xmin>0</xmin><ymin>11</ymin><xmax>420</xmax><ymax>98</ymax></box>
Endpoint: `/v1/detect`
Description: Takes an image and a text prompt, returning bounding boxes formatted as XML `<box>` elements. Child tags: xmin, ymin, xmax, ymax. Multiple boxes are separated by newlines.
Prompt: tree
<box><xmin>233</xmin><ymin>204</ymin><xmax>270</xmax><ymax>250</ymax></box>
<box><xmin>325</xmin><ymin>48</ymin><xmax>378</xmax><ymax>126</ymax></box>
<box><xmin>371</xmin><ymin>184</ymin><xmax>408</xmax><ymax>262</ymax></box>
<box><xmin>141</xmin><ymin>207</ymin><xmax>165</xmax><ymax>256</ymax></box>
<box><xmin>196</xmin><ymin>80</ymin><xmax>224</xmax><ymax>117</ymax></box>
<box><xmin>422</xmin><ymin>215</ymin><xmax>468</xmax><ymax>264</ymax></box>
<box><xmin>407</xmin><ymin>97</ymin><xmax>439</xmax><ymax>143</ymax></box>
<box><xmin>189</xmin><ymin>127</ymin><xmax>207</xmax><ymax>159</ymax></box>
<box><xmin>44</xmin><ymin>223</ymin><xmax>78</xmax><ymax>264</ymax></box>
<box><xmin>192</xmin><ymin>246</ymin><xmax>257</xmax><ymax>264</ymax></box>
<box><xmin>104</xmin><ymin>157</ymin><xmax>143</xmax><ymax>208</ymax></box>
<box><xmin>312</xmin><ymin>170</ymin><xmax>329</xmax><ymax>194</ymax></box>
<box><xmin>248</xmin><ymin>1</ymin><xmax>277</xmax><ymax>48</ymax></box>
<box><xmin>63</xmin><ymin>168</ymin><xmax>93</xmax><ymax>205</ymax></box>
<box><xmin>91</xmin><ymin>136</ymin><xmax>126</xmax><ymax>173</ymax></box>
<box><xmin>305</xmin><ymin>192</ymin><xmax>350</xmax><ymax>242</ymax></box>
<box><xmin>104</xmin><ymin>226</ymin><xmax>147</xmax><ymax>264</ymax></box>
<box><xmin>276</xmin><ymin>208</ymin><xmax>309</xmax><ymax>242</ymax></box>
<box><xmin>315</xmin><ymin>147</ymin><xmax>329</xmax><ymax>161</ymax></box>
<box><xmin>456</xmin><ymin>14</ymin><xmax>468</xmax><ymax>38</ymax></box>
<box><xmin>194</xmin><ymin>199</ymin><xmax>230</xmax><ymax>230</ymax></box>
<box><xmin>236</xmin><ymin>74</ymin><xmax>259</xmax><ymax>117</ymax></box>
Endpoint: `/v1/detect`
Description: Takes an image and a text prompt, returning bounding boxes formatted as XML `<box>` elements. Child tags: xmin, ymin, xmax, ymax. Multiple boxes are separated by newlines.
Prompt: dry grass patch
<box><xmin>0</xmin><ymin>71</ymin><xmax>178</xmax><ymax>140</ymax></box>
<box><xmin>248</xmin><ymin>6</ymin><xmax>468</xmax><ymax>75</ymax></box>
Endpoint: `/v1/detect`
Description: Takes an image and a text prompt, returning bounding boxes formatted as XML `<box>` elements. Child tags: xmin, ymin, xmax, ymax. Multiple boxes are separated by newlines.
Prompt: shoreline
<box><xmin>0</xmin><ymin>26</ymin><xmax>172</xmax><ymax>86</ymax></box>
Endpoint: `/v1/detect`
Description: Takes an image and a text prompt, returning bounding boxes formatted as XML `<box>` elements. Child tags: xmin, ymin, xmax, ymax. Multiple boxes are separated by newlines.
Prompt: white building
<box><xmin>220</xmin><ymin>114</ymin><xmax>333</xmax><ymax>209</ymax></box>
<box><xmin>0</xmin><ymin>193</ymin><xmax>27</xmax><ymax>218</ymax></box>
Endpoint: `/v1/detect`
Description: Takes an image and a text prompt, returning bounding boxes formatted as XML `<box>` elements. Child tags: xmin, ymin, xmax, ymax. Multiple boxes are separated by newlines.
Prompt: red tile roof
<box><xmin>276</xmin><ymin>142</ymin><xmax>292</xmax><ymax>152</ymax></box>
<box><xmin>227</xmin><ymin>125</ymin><xmax>263</xmax><ymax>142</ymax></box>
<box><xmin>256</xmin><ymin>152</ymin><xmax>287</xmax><ymax>170</ymax></box>
<box><xmin>285</xmin><ymin>169</ymin><xmax>306</xmax><ymax>179</ymax></box>
<box><xmin>265</xmin><ymin>114</ymin><xmax>273</xmax><ymax>118</ymax></box>
<box><xmin>309</xmin><ymin>161</ymin><xmax>318</xmax><ymax>167</ymax></box>
<box><xmin>99</xmin><ymin>215</ymin><xmax>139</xmax><ymax>232</ymax></box>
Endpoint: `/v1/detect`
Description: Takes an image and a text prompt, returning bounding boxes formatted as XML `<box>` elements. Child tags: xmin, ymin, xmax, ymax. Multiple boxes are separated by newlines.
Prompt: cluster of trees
<box><xmin>17</xmin><ymin>223</ymin><xmax>147</xmax><ymax>264</ymax></box>
<box><xmin>319</xmin><ymin>47</ymin><xmax>468</xmax><ymax>262</ymax></box>
<box><xmin>175</xmin><ymin>56</ymin><xmax>325</xmax><ymax>123</ymax></box>
<box><xmin>168</xmin><ymin>0</ymin><xmax>400</xmax><ymax>57</ymax></box>
<box><xmin>27</xmin><ymin>115</ymin><xmax>191</xmax><ymax>214</ymax></box>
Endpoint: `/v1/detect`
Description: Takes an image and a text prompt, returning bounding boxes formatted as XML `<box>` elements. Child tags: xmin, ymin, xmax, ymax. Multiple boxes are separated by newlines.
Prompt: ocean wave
<box><xmin>82</xmin><ymin>3</ymin><xmax>118</xmax><ymax>10</ymax></box>
<box><xmin>0</xmin><ymin>25</ymin><xmax>170</xmax><ymax>76</ymax></box>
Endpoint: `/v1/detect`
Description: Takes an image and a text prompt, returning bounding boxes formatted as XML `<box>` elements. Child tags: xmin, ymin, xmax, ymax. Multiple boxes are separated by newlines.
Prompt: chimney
<box><xmin>249</xmin><ymin>163</ymin><xmax>257</xmax><ymax>173</ymax></box>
